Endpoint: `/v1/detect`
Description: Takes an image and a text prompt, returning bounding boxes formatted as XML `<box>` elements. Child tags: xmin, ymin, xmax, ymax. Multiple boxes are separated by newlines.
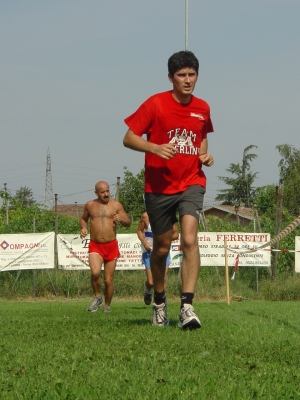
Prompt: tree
<box><xmin>0</xmin><ymin>202</ymin><xmax>80</xmax><ymax>234</ymax></box>
<box><xmin>216</xmin><ymin>145</ymin><xmax>258</xmax><ymax>207</ymax></box>
<box><xmin>277</xmin><ymin>144</ymin><xmax>300</xmax><ymax>215</ymax></box>
<box><xmin>118</xmin><ymin>167</ymin><xmax>145</xmax><ymax>220</ymax></box>
<box><xmin>14</xmin><ymin>186</ymin><xmax>36</xmax><ymax>207</ymax></box>
<box><xmin>0</xmin><ymin>190</ymin><xmax>12</xmax><ymax>207</ymax></box>
<box><xmin>253</xmin><ymin>185</ymin><xmax>277</xmax><ymax>216</ymax></box>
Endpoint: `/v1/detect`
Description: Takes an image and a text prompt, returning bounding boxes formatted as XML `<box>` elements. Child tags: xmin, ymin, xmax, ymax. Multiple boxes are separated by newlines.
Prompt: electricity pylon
<box><xmin>44</xmin><ymin>147</ymin><xmax>54</xmax><ymax>209</ymax></box>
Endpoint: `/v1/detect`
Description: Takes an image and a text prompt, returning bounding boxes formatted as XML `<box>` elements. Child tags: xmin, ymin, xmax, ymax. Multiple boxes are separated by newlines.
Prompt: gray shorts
<box><xmin>144</xmin><ymin>185</ymin><xmax>206</xmax><ymax>235</ymax></box>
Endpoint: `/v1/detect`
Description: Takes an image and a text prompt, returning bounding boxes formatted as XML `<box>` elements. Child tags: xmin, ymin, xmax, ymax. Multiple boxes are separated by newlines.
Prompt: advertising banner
<box><xmin>196</xmin><ymin>232</ymin><xmax>271</xmax><ymax>267</ymax></box>
<box><xmin>57</xmin><ymin>234</ymin><xmax>161</xmax><ymax>270</ymax></box>
<box><xmin>57</xmin><ymin>234</ymin><xmax>90</xmax><ymax>270</ymax></box>
<box><xmin>0</xmin><ymin>233</ymin><xmax>55</xmax><ymax>271</ymax></box>
<box><xmin>295</xmin><ymin>237</ymin><xmax>300</xmax><ymax>273</ymax></box>
<box><xmin>57</xmin><ymin>232</ymin><xmax>271</xmax><ymax>270</ymax></box>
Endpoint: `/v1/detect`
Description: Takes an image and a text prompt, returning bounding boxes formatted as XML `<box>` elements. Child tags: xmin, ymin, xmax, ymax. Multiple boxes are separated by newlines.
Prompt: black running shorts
<box><xmin>144</xmin><ymin>185</ymin><xmax>206</xmax><ymax>235</ymax></box>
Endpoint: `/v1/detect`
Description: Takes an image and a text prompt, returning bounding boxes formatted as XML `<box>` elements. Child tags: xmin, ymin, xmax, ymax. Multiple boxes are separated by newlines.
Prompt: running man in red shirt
<box><xmin>123</xmin><ymin>51</ymin><xmax>214</xmax><ymax>329</ymax></box>
<box><xmin>80</xmin><ymin>181</ymin><xmax>131</xmax><ymax>313</ymax></box>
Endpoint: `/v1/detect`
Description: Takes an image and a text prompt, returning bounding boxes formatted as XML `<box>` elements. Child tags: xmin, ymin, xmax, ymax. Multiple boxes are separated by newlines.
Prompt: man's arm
<box><xmin>136</xmin><ymin>214</ymin><xmax>152</xmax><ymax>251</ymax></box>
<box><xmin>114</xmin><ymin>202</ymin><xmax>132</xmax><ymax>227</ymax></box>
<box><xmin>137</xmin><ymin>215</ymin><xmax>152</xmax><ymax>251</ymax></box>
<box><xmin>123</xmin><ymin>129</ymin><xmax>177</xmax><ymax>160</ymax></box>
<box><xmin>80</xmin><ymin>205</ymin><xmax>90</xmax><ymax>238</ymax></box>
<box><xmin>199</xmin><ymin>137</ymin><xmax>214</xmax><ymax>167</ymax></box>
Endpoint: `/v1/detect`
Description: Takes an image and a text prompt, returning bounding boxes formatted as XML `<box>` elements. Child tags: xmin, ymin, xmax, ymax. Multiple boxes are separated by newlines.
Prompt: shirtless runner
<box><xmin>80</xmin><ymin>181</ymin><xmax>131</xmax><ymax>313</ymax></box>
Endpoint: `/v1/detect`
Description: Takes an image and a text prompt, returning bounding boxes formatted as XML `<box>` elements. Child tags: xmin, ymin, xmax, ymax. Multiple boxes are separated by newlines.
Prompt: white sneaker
<box><xmin>87</xmin><ymin>296</ymin><xmax>103</xmax><ymax>312</ymax></box>
<box><xmin>152</xmin><ymin>302</ymin><xmax>169</xmax><ymax>327</ymax></box>
<box><xmin>103</xmin><ymin>305</ymin><xmax>111</xmax><ymax>313</ymax></box>
<box><xmin>178</xmin><ymin>304</ymin><xmax>201</xmax><ymax>330</ymax></box>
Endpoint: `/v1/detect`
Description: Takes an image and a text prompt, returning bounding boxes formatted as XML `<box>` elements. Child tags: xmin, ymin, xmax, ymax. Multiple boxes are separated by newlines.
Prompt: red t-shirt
<box><xmin>124</xmin><ymin>91</ymin><xmax>213</xmax><ymax>194</ymax></box>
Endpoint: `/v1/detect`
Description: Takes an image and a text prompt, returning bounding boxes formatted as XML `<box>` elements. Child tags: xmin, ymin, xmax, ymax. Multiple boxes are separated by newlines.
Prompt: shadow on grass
<box><xmin>276</xmin><ymin>319</ymin><xmax>300</xmax><ymax>334</ymax></box>
<box><xmin>122</xmin><ymin>317</ymin><xmax>189</xmax><ymax>328</ymax></box>
<box><xmin>244</xmin><ymin>309</ymin><xmax>300</xmax><ymax>334</ymax></box>
<box><xmin>127</xmin><ymin>318</ymin><xmax>151</xmax><ymax>326</ymax></box>
<box><xmin>129</xmin><ymin>305</ymin><xmax>149</xmax><ymax>310</ymax></box>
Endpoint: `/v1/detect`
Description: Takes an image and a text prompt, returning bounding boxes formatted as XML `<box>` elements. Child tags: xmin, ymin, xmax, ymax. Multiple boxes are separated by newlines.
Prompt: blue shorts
<box><xmin>142</xmin><ymin>251</ymin><xmax>171</xmax><ymax>269</ymax></box>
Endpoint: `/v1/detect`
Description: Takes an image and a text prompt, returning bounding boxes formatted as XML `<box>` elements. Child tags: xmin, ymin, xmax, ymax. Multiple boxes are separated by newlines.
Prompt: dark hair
<box><xmin>168</xmin><ymin>50</ymin><xmax>199</xmax><ymax>77</ymax></box>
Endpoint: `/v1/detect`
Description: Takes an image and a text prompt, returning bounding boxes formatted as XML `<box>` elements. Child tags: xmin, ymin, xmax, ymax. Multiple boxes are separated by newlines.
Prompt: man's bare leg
<box><xmin>144</xmin><ymin>267</ymin><xmax>154</xmax><ymax>305</ymax></box>
<box><xmin>178</xmin><ymin>214</ymin><xmax>201</xmax><ymax>329</ymax></box>
<box><xmin>150</xmin><ymin>229</ymin><xmax>172</xmax><ymax>326</ymax></box>
<box><xmin>145</xmin><ymin>268</ymin><xmax>153</xmax><ymax>290</ymax></box>
<box><xmin>87</xmin><ymin>253</ymin><xmax>104</xmax><ymax>312</ymax></box>
<box><xmin>89</xmin><ymin>253</ymin><xmax>103</xmax><ymax>296</ymax></box>
<box><xmin>164</xmin><ymin>266</ymin><xmax>169</xmax><ymax>292</ymax></box>
<box><xmin>103</xmin><ymin>260</ymin><xmax>117</xmax><ymax>307</ymax></box>
<box><xmin>151</xmin><ymin>229</ymin><xmax>173</xmax><ymax>294</ymax></box>
<box><xmin>180</xmin><ymin>214</ymin><xmax>200</xmax><ymax>293</ymax></box>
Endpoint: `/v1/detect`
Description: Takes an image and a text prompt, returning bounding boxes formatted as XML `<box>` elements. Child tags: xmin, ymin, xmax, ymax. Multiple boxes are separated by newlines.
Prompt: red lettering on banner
<box><xmin>197</xmin><ymin>235</ymin><xmax>211</xmax><ymax>242</ymax></box>
<box><xmin>215</xmin><ymin>234</ymin><xmax>269</xmax><ymax>243</ymax></box>
<box><xmin>10</xmin><ymin>242</ymin><xmax>40</xmax><ymax>249</ymax></box>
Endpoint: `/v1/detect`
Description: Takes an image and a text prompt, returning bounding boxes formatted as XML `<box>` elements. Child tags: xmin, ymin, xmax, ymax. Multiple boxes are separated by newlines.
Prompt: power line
<box><xmin>0</xmin><ymin>164</ymin><xmax>45</xmax><ymax>173</ymax></box>
<box><xmin>52</xmin><ymin>163</ymin><xmax>122</xmax><ymax>174</ymax></box>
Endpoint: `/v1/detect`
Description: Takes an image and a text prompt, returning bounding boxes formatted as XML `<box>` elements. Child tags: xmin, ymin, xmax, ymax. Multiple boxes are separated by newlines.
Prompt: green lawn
<box><xmin>1</xmin><ymin>300</ymin><xmax>300</xmax><ymax>399</ymax></box>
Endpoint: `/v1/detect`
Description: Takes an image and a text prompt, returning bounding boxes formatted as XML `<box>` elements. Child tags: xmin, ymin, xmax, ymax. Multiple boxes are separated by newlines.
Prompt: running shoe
<box><xmin>152</xmin><ymin>302</ymin><xmax>169</xmax><ymax>327</ymax></box>
<box><xmin>87</xmin><ymin>296</ymin><xmax>103</xmax><ymax>312</ymax></box>
<box><xmin>144</xmin><ymin>286</ymin><xmax>153</xmax><ymax>305</ymax></box>
<box><xmin>103</xmin><ymin>306</ymin><xmax>111</xmax><ymax>313</ymax></box>
<box><xmin>178</xmin><ymin>304</ymin><xmax>201</xmax><ymax>330</ymax></box>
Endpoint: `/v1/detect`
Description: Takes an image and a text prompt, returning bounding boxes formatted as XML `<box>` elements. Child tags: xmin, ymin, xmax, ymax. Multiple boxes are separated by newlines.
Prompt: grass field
<box><xmin>1</xmin><ymin>299</ymin><xmax>300</xmax><ymax>399</ymax></box>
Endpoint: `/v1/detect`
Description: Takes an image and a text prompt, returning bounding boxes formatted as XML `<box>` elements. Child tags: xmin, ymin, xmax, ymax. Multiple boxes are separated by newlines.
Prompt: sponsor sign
<box><xmin>0</xmin><ymin>233</ymin><xmax>55</xmax><ymax>271</ymax></box>
<box><xmin>57</xmin><ymin>232</ymin><xmax>271</xmax><ymax>270</ymax></box>
<box><xmin>196</xmin><ymin>232</ymin><xmax>271</xmax><ymax>267</ymax></box>
<box><xmin>57</xmin><ymin>234</ymin><xmax>90</xmax><ymax>270</ymax></box>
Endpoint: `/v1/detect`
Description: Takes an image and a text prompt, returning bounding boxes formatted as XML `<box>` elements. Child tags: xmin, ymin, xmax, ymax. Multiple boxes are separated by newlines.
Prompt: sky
<box><xmin>1</xmin><ymin>0</ymin><xmax>299</xmax><ymax>208</ymax></box>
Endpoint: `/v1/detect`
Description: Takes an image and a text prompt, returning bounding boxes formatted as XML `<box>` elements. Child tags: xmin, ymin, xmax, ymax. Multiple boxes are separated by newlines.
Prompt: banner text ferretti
<box><xmin>216</xmin><ymin>234</ymin><xmax>268</xmax><ymax>242</ymax></box>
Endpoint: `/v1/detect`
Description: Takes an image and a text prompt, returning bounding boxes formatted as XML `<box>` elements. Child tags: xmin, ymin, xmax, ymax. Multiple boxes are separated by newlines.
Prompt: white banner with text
<box><xmin>57</xmin><ymin>232</ymin><xmax>271</xmax><ymax>270</ymax></box>
<box><xmin>0</xmin><ymin>232</ymin><xmax>55</xmax><ymax>271</ymax></box>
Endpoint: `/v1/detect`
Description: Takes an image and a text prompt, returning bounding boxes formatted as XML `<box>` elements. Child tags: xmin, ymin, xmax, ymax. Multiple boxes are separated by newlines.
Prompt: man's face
<box><xmin>95</xmin><ymin>185</ymin><xmax>110</xmax><ymax>204</ymax></box>
<box><xmin>168</xmin><ymin>67</ymin><xmax>198</xmax><ymax>97</ymax></box>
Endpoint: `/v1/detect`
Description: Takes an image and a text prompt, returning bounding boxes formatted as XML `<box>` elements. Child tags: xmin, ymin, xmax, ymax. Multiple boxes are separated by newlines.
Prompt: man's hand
<box><xmin>143</xmin><ymin>242</ymin><xmax>152</xmax><ymax>252</ymax></box>
<box><xmin>114</xmin><ymin>213</ymin><xmax>123</xmax><ymax>223</ymax></box>
<box><xmin>80</xmin><ymin>228</ymin><xmax>88</xmax><ymax>239</ymax></box>
<box><xmin>154</xmin><ymin>144</ymin><xmax>177</xmax><ymax>160</ymax></box>
<box><xmin>199</xmin><ymin>153</ymin><xmax>214</xmax><ymax>167</ymax></box>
